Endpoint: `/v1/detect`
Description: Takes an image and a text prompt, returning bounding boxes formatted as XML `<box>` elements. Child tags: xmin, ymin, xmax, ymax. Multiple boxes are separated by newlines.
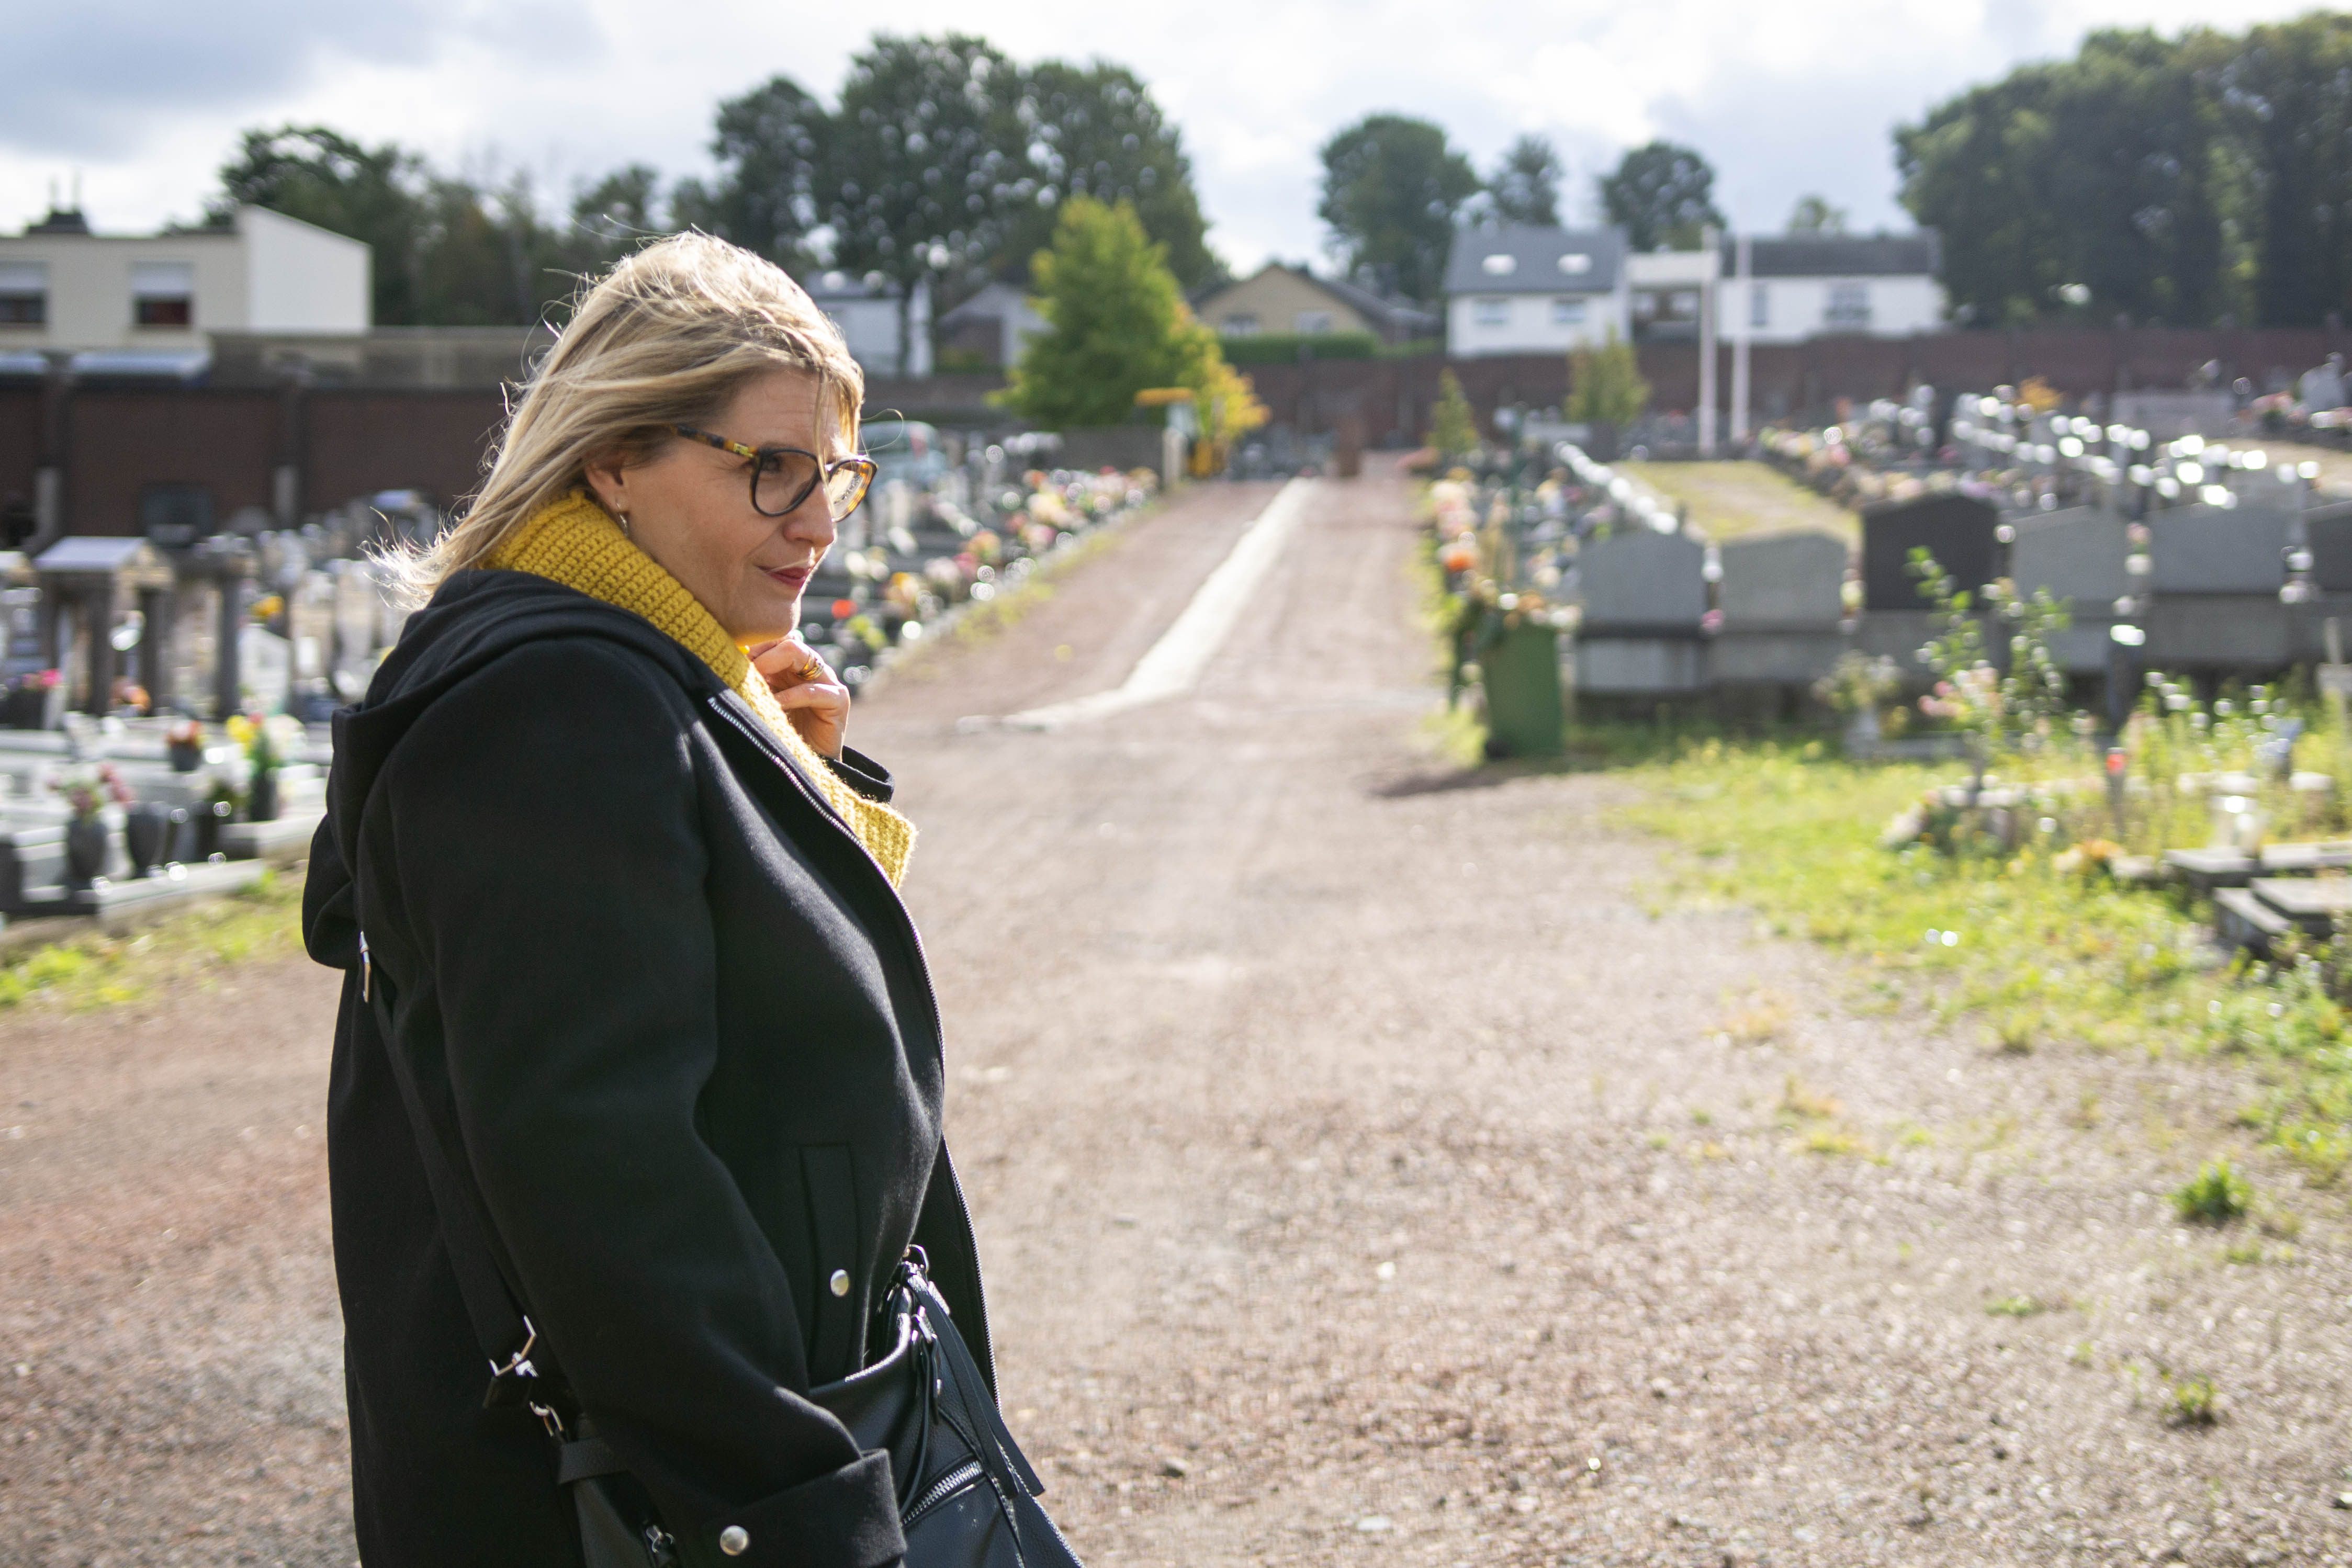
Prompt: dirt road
<box><xmin>5</xmin><ymin>472</ymin><xmax>2350</xmax><ymax>1566</ymax></box>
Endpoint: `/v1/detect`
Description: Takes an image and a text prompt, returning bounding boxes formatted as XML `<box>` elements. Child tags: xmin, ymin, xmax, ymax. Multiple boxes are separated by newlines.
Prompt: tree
<box><xmin>685</xmin><ymin>75</ymin><xmax>830</xmax><ymax>266</ymax></box>
<box><xmin>565</xmin><ymin>164</ymin><xmax>663</xmax><ymax>274</ymax></box>
<box><xmin>1000</xmin><ymin>60</ymin><xmax>1218</xmax><ymax>288</ymax></box>
<box><xmin>1003</xmin><ymin>197</ymin><xmax>1261</xmax><ymax>441</ymax></box>
<box><xmin>2216</xmin><ymin>14</ymin><xmax>2352</xmax><ymax>328</ymax></box>
<box><xmin>1567</xmin><ymin>328</ymin><xmax>1649</xmax><ymax>428</ymax></box>
<box><xmin>1786</xmin><ymin>194</ymin><xmax>1849</xmax><ymax>234</ymax></box>
<box><xmin>1429</xmin><ymin>368</ymin><xmax>1478</xmax><ymax>459</ymax></box>
<box><xmin>211</xmin><ymin>126</ymin><xmax>425</xmax><ymax>323</ymax></box>
<box><xmin>826</xmin><ymin>33</ymin><xmax>1037</xmax><ymax>374</ymax></box>
<box><xmin>1599</xmin><ymin>141</ymin><xmax>1725</xmax><ymax>252</ymax></box>
<box><xmin>1487</xmin><ymin>134</ymin><xmax>1564</xmax><ymax>227</ymax></box>
<box><xmin>1318</xmin><ymin>113</ymin><xmax>1481</xmax><ymax>302</ymax></box>
<box><xmin>1894</xmin><ymin>24</ymin><xmax>2271</xmax><ymax>328</ymax></box>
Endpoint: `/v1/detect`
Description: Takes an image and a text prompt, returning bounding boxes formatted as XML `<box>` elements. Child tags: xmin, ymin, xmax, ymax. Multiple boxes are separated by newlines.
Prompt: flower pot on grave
<box><xmin>65</xmin><ymin>818</ymin><xmax>108</xmax><ymax>886</ymax></box>
<box><xmin>246</xmin><ymin>770</ymin><xmax>280</xmax><ymax>823</ymax></box>
<box><xmin>7</xmin><ymin>686</ymin><xmax>63</xmax><ymax>731</ymax></box>
<box><xmin>168</xmin><ymin>739</ymin><xmax>204</xmax><ymax>773</ymax></box>
<box><xmin>125</xmin><ymin>803</ymin><xmax>172</xmax><ymax>877</ymax></box>
<box><xmin>193</xmin><ymin>800</ymin><xmax>231</xmax><ymax>861</ymax></box>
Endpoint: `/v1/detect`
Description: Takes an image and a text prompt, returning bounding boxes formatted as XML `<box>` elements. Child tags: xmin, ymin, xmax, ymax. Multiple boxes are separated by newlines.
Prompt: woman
<box><xmin>302</xmin><ymin>234</ymin><xmax>991</xmax><ymax>1566</ymax></box>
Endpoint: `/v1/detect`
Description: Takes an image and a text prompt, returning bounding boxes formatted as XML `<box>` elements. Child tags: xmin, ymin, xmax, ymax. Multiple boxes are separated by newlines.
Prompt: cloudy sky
<box><xmin>2</xmin><ymin>0</ymin><xmax>2322</xmax><ymax>277</ymax></box>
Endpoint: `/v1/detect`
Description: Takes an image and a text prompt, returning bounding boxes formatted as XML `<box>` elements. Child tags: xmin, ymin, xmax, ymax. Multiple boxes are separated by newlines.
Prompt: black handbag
<box><xmin>358</xmin><ymin>935</ymin><xmax>1082</xmax><ymax>1568</ymax></box>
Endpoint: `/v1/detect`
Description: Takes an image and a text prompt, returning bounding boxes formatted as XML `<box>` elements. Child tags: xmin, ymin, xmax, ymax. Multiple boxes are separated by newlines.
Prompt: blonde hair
<box><xmin>382</xmin><ymin>233</ymin><xmax>864</xmax><ymax>600</ymax></box>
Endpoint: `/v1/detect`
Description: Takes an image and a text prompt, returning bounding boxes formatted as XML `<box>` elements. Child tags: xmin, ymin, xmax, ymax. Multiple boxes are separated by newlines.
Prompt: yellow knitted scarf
<box><xmin>482</xmin><ymin>490</ymin><xmax>915</xmax><ymax>886</ymax></box>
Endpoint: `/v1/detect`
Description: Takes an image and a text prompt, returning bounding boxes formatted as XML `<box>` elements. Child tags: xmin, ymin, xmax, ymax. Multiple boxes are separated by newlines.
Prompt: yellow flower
<box><xmin>226</xmin><ymin>714</ymin><xmax>256</xmax><ymax>745</ymax></box>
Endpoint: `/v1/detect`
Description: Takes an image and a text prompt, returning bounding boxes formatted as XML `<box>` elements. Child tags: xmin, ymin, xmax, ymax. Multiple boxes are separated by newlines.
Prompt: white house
<box><xmin>805</xmin><ymin>270</ymin><xmax>932</xmax><ymax>378</ymax></box>
<box><xmin>1726</xmin><ymin>234</ymin><xmax>1943</xmax><ymax>343</ymax></box>
<box><xmin>0</xmin><ymin>204</ymin><xmax>369</xmax><ymax>376</ymax></box>
<box><xmin>935</xmin><ymin>279</ymin><xmax>1045</xmax><ymax>369</ymax></box>
<box><xmin>1442</xmin><ymin>224</ymin><xmax>1629</xmax><ymax>357</ymax></box>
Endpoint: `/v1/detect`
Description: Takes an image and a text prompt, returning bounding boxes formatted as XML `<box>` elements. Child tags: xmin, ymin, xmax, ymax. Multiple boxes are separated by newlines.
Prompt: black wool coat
<box><xmin>301</xmin><ymin>569</ymin><xmax>990</xmax><ymax>1568</ymax></box>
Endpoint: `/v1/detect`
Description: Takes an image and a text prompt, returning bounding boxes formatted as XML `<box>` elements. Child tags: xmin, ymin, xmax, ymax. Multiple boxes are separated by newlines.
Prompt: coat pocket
<box><xmin>797</xmin><ymin>1143</ymin><xmax>862</xmax><ymax>1379</ymax></box>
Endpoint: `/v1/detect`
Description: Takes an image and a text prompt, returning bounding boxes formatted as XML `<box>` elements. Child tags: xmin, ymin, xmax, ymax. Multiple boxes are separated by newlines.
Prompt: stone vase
<box><xmin>246</xmin><ymin>770</ymin><xmax>280</xmax><ymax>823</ymax></box>
<box><xmin>168</xmin><ymin>739</ymin><xmax>204</xmax><ymax>773</ymax></box>
<box><xmin>193</xmin><ymin>800</ymin><xmax>231</xmax><ymax>861</ymax></box>
<box><xmin>126</xmin><ymin>803</ymin><xmax>172</xmax><ymax>876</ymax></box>
<box><xmin>65</xmin><ymin>817</ymin><xmax>108</xmax><ymax>886</ymax></box>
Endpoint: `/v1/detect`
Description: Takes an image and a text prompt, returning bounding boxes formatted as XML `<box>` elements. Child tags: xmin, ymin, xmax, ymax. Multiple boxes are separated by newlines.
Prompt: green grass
<box><xmin>1985</xmin><ymin>1294</ymin><xmax>2047</xmax><ymax>1317</ymax></box>
<box><xmin>1611</xmin><ymin>735</ymin><xmax>2352</xmax><ymax>1184</ymax></box>
<box><xmin>0</xmin><ymin>872</ymin><xmax>303</xmax><ymax>1013</ymax></box>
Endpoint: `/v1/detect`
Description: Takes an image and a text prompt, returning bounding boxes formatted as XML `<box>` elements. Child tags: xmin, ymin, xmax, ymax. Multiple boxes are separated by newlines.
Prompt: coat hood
<box><xmin>301</xmin><ymin>569</ymin><xmax>723</xmax><ymax>972</ymax></box>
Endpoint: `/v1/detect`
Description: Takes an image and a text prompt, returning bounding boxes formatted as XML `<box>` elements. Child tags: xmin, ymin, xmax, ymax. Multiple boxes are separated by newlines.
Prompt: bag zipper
<box><xmin>902</xmin><ymin>1459</ymin><xmax>984</xmax><ymax>1528</ymax></box>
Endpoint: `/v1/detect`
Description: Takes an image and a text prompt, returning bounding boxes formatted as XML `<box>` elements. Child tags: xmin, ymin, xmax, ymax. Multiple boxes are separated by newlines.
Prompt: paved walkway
<box><xmin>2</xmin><ymin>472</ymin><xmax>2348</xmax><ymax>1566</ymax></box>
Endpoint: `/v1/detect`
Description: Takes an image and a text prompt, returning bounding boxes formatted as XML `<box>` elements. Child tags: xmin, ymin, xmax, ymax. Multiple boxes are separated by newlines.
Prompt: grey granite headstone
<box><xmin>1717</xmin><ymin>532</ymin><xmax>1847</xmax><ymax>627</ymax></box>
<box><xmin>2302</xmin><ymin>499</ymin><xmax>2352</xmax><ymax>594</ymax></box>
<box><xmin>2010</xmin><ymin>506</ymin><xmax>2129</xmax><ymax>607</ymax></box>
<box><xmin>1861</xmin><ymin>494</ymin><xmax>1997</xmax><ymax>610</ymax></box>
<box><xmin>1577</xmin><ymin>528</ymin><xmax>1706</xmax><ymax>633</ymax></box>
<box><xmin>2148</xmin><ymin>505</ymin><xmax>2288</xmax><ymax>594</ymax></box>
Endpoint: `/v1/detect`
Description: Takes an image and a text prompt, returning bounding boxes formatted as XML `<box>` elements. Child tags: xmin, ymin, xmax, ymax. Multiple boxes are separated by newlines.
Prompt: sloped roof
<box><xmin>1444</xmin><ymin>225</ymin><xmax>1626</xmax><ymax>297</ymax></box>
<box><xmin>1726</xmin><ymin>233</ymin><xmax>1941</xmax><ymax>278</ymax></box>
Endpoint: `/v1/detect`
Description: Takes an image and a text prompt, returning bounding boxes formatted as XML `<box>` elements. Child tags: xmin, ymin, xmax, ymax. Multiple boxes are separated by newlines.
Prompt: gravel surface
<box><xmin>5</xmin><ymin>470</ymin><xmax>2350</xmax><ymax>1566</ymax></box>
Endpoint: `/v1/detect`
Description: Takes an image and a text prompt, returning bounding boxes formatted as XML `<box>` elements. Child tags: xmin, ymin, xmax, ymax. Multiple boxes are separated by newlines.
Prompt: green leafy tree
<box><xmin>2216</xmin><ymin>14</ymin><xmax>2352</xmax><ymax>328</ymax></box>
<box><xmin>1567</xmin><ymin>328</ymin><xmax>1649</xmax><ymax>428</ymax></box>
<box><xmin>562</xmin><ymin>164</ymin><xmax>663</xmax><ymax>274</ymax></box>
<box><xmin>1487</xmin><ymin>134</ymin><xmax>1564</xmax><ymax>227</ymax></box>
<box><xmin>210</xmin><ymin>126</ymin><xmax>425</xmax><ymax>323</ymax></box>
<box><xmin>826</xmin><ymin>33</ymin><xmax>1036</xmax><ymax>374</ymax></box>
<box><xmin>681</xmin><ymin>76</ymin><xmax>830</xmax><ymax>265</ymax></box>
<box><xmin>1599</xmin><ymin>141</ymin><xmax>1725</xmax><ymax>252</ymax></box>
<box><xmin>1786</xmin><ymin>194</ymin><xmax>1849</xmax><ymax>234</ymax></box>
<box><xmin>1429</xmin><ymin>368</ymin><xmax>1478</xmax><ymax>459</ymax></box>
<box><xmin>1003</xmin><ymin>197</ymin><xmax>1259</xmax><ymax>439</ymax></box>
<box><xmin>1318</xmin><ymin>113</ymin><xmax>1481</xmax><ymax>302</ymax></box>
<box><xmin>1000</xmin><ymin>61</ymin><xmax>1217</xmax><ymax>288</ymax></box>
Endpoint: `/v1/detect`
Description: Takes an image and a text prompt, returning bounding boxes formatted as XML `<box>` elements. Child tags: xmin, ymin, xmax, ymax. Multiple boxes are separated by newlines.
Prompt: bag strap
<box><xmin>358</xmin><ymin>930</ymin><xmax>568</xmax><ymax>1426</ymax></box>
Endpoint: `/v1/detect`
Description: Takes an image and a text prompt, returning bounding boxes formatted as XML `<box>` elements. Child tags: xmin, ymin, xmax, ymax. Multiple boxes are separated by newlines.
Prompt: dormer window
<box><xmin>1481</xmin><ymin>254</ymin><xmax>1517</xmax><ymax>276</ymax></box>
<box><xmin>1557</xmin><ymin>253</ymin><xmax>1592</xmax><ymax>275</ymax></box>
<box><xmin>132</xmin><ymin>262</ymin><xmax>194</xmax><ymax>328</ymax></box>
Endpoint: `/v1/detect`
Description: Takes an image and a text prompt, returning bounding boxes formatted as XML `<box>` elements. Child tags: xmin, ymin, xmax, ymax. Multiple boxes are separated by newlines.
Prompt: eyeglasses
<box><xmin>673</xmin><ymin>426</ymin><xmax>877</xmax><ymax>521</ymax></box>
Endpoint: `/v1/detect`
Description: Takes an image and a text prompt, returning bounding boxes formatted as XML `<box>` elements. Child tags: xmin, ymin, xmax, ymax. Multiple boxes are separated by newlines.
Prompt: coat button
<box><xmin>720</xmin><ymin>1524</ymin><xmax>750</xmax><ymax>1555</ymax></box>
<box><xmin>828</xmin><ymin>1269</ymin><xmax>850</xmax><ymax>1298</ymax></box>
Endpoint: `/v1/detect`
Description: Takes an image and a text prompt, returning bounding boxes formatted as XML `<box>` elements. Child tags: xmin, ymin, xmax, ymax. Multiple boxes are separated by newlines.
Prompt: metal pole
<box><xmin>1697</xmin><ymin>226</ymin><xmax>1719</xmax><ymax>458</ymax></box>
<box><xmin>1730</xmin><ymin>232</ymin><xmax>1752</xmax><ymax>445</ymax></box>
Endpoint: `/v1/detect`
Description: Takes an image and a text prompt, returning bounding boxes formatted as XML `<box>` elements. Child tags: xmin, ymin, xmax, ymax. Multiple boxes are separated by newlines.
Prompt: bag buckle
<box><xmin>490</xmin><ymin>1317</ymin><xmax>539</xmax><ymax>1383</ymax></box>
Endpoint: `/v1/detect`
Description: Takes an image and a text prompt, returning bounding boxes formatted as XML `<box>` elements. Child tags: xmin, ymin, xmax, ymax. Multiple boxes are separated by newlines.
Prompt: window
<box><xmin>132</xmin><ymin>261</ymin><xmax>194</xmax><ymax>328</ymax></box>
<box><xmin>1294</xmin><ymin>310</ymin><xmax>1334</xmax><ymax>334</ymax></box>
<box><xmin>1473</xmin><ymin>297</ymin><xmax>1511</xmax><ymax>327</ymax></box>
<box><xmin>1825</xmin><ymin>281</ymin><xmax>1870</xmax><ymax>330</ymax></box>
<box><xmin>1556</xmin><ymin>253</ymin><xmax>1591</xmax><ymax>275</ymax></box>
<box><xmin>1481</xmin><ymin>254</ymin><xmax>1517</xmax><ymax>276</ymax></box>
<box><xmin>1749</xmin><ymin>283</ymin><xmax>1769</xmax><ymax>329</ymax></box>
<box><xmin>1551</xmin><ymin>297</ymin><xmax>1587</xmax><ymax>325</ymax></box>
<box><xmin>1222</xmin><ymin>313</ymin><xmax>1260</xmax><ymax>336</ymax></box>
<box><xmin>1669</xmin><ymin>290</ymin><xmax>1700</xmax><ymax>318</ymax></box>
<box><xmin>0</xmin><ymin>262</ymin><xmax>44</xmax><ymax>326</ymax></box>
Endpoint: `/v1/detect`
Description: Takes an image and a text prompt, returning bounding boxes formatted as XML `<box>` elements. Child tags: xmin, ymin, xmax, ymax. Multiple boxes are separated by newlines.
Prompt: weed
<box><xmin>1802</xmin><ymin>1127</ymin><xmax>1863</xmax><ymax>1157</ymax></box>
<box><xmin>1693</xmin><ymin>1141</ymin><xmax>1732</xmax><ymax>1161</ymax></box>
<box><xmin>2173</xmin><ymin>1159</ymin><xmax>2253</xmax><ymax>1225</ymax></box>
<box><xmin>1778</xmin><ymin>1075</ymin><xmax>1843</xmax><ymax>1122</ymax></box>
<box><xmin>1690</xmin><ymin>1108</ymin><xmax>1714</xmax><ymax>1126</ymax></box>
<box><xmin>2067</xmin><ymin>1340</ymin><xmax>2095</xmax><ymax>1367</ymax></box>
<box><xmin>1991</xmin><ymin>1011</ymin><xmax>2038</xmax><ymax>1054</ymax></box>
<box><xmin>1985</xmin><ymin>1294</ymin><xmax>2045</xmax><ymax>1317</ymax></box>
<box><xmin>1645</xmin><ymin>1131</ymin><xmax>1671</xmax><ymax>1150</ymax></box>
<box><xmin>2067</xmin><ymin>1092</ymin><xmax>2102</xmax><ymax>1130</ymax></box>
<box><xmin>2165</xmin><ymin>1375</ymin><xmax>2220</xmax><ymax>1427</ymax></box>
<box><xmin>2223</xmin><ymin>1240</ymin><xmax>2266</xmax><ymax>1265</ymax></box>
<box><xmin>1721</xmin><ymin>991</ymin><xmax>1794</xmax><ymax>1046</ymax></box>
<box><xmin>2257</xmin><ymin>1206</ymin><xmax>2303</xmax><ymax>1239</ymax></box>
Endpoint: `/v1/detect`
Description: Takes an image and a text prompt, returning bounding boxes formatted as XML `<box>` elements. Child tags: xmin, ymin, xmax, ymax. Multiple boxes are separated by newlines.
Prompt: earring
<box><xmin>613</xmin><ymin>508</ymin><xmax>631</xmax><ymax>537</ymax></box>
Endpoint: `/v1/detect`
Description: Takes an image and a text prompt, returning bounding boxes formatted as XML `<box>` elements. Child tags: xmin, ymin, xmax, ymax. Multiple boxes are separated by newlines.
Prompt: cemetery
<box><xmin>0</xmin><ymin>427</ymin><xmax>1159</xmax><ymax>933</ymax></box>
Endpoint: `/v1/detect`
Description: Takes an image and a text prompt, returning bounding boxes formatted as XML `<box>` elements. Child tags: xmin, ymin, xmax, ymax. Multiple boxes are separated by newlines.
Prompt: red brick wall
<box><xmin>304</xmin><ymin>390</ymin><xmax>507</xmax><ymax>511</ymax></box>
<box><xmin>65</xmin><ymin>389</ymin><xmax>279</xmax><ymax>533</ymax></box>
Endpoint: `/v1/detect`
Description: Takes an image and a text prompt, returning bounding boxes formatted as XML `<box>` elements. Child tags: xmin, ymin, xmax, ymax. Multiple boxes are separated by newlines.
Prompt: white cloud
<box><xmin>1</xmin><ymin>0</ymin><xmax>2323</xmax><ymax>278</ymax></box>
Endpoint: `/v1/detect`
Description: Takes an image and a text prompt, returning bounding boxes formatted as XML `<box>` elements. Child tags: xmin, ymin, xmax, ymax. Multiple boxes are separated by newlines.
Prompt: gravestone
<box><xmin>1712</xmin><ymin>530</ymin><xmax>1848</xmax><ymax>685</ymax></box>
<box><xmin>2301</xmin><ymin>499</ymin><xmax>2352</xmax><ymax>594</ymax></box>
<box><xmin>2144</xmin><ymin>503</ymin><xmax>2291</xmax><ymax>669</ymax></box>
<box><xmin>1576</xmin><ymin>527</ymin><xmax>1707</xmax><ymax>695</ymax></box>
<box><xmin>2009</xmin><ymin>506</ymin><xmax>2129</xmax><ymax>672</ymax></box>
<box><xmin>1860</xmin><ymin>493</ymin><xmax>1998</xmax><ymax>611</ymax></box>
<box><xmin>1577</xmin><ymin>528</ymin><xmax>1706</xmax><ymax>631</ymax></box>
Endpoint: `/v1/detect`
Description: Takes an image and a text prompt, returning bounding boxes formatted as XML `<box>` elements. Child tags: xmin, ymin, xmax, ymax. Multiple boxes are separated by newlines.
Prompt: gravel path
<box><xmin>4</xmin><ymin>471</ymin><xmax>2350</xmax><ymax>1566</ymax></box>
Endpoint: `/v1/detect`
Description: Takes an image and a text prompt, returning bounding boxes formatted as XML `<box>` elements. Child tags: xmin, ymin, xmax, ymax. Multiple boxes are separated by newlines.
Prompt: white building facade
<box><xmin>805</xmin><ymin>271</ymin><xmax>932</xmax><ymax>378</ymax></box>
<box><xmin>1727</xmin><ymin>234</ymin><xmax>1944</xmax><ymax>343</ymax></box>
<box><xmin>1442</xmin><ymin>225</ymin><xmax>1630</xmax><ymax>358</ymax></box>
<box><xmin>0</xmin><ymin>205</ymin><xmax>369</xmax><ymax>373</ymax></box>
